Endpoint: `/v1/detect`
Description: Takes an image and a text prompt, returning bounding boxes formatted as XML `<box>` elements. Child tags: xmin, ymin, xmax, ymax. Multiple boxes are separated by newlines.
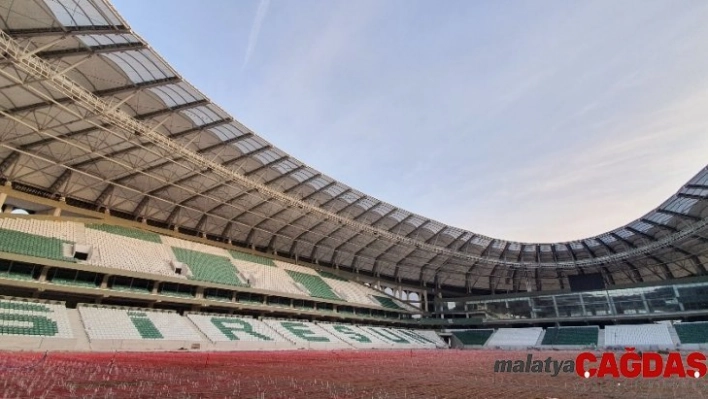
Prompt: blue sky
<box><xmin>113</xmin><ymin>0</ymin><xmax>708</xmax><ymax>242</ymax></box>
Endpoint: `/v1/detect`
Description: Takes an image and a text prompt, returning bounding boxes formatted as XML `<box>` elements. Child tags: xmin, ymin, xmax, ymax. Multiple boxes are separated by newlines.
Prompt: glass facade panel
<box><xmin>454</xmin><ymin>280</ymin><xmax>708</xmax><ymax>321</ymax></box>
<box><xmin>555</xmin><ymin>294</ymin><xmax>584</xmax><ymax>317</ymax></box>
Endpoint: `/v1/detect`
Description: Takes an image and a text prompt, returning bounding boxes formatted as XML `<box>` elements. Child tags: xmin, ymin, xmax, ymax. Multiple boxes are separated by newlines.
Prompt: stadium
<box><xmin>0</xmin><ymin>0</ymin><xmax>707</xmax><ymax>397</ymax></box>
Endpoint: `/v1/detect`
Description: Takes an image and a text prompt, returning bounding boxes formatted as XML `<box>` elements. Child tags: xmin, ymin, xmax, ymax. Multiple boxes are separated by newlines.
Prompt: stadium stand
<box><xmin>0</xmin><ymin>298</ymin><xmax>73</xmax><ymax>338</ymax></box>
<box><xmin>673</xmin><ymin>321</ymin><xmax>708</xmax><ymax>344</ymax></box>
<box><xmin>317</xmin><ymin>270</ymin><xmax>348</xmax><ymax>281</ymax></box>
<box><xmin>0</xmin><ymin>218</ymin><xmax>79</xmax><ymax>242</ymax></box>
<box><xmin>285</xmin><ymin>270</ymin><xmax>340</xmax><ymax>300</ymax></box>
<box><xmin>172</xmin><ymin>247</ymin><xmax>246</xmax><ymax>287</ymax></box>
<box><xmin>229</xmin><ymin>250</ymin><xmax>276</xmax><ymax>267</ymax></box>
<box><xmin>397</xmin><ymin>329</ymin><xmax>441</xmax><ymax>348</ymax></box>
<box><xmin>364</xmin><ymin>326</ymin><xmax>415</xmax><ymax>347</ymax></box>
<box><xmin>371</xmin><ymin>295</ymin><xmax>405</xmax><ymax>310</ymax></box>
<box><xmin>485</xmin><ymin>327</ymin><xmax>543</xmax><ymax>347</ymax></box>
<box><xmin>603</xmin><ymin>324</ymin><xmax>674</xmax><ymax>347</ymax></box>
<box><xmin>86</xmin><ymin>224</ymin><xmax>162</xmax><ymax>243</ymax></box>
<box><xmin>0</xmin><ymin>218</ymin><xmax>413</xmax><ymax>311</ymax></box>
<box><xmin>84</xmin><ymin>227</ymin><xmax>176</xmax><ymax>277</ymax></box>
<box><xmin>0</xmin><ymin>228</ymin><xmax>73</xmax><ymax>263</ymax></box>
<box><xmin>79</xmin><ymin>305</ymin><xmax>202</xmax><ymax>342</ymax></box>
<box><xmin>262</xmin><ymin>319</ymin><xmax>349</xmax><ymax>349</ymax></box>
<box><xmin>541</xmin><ymin>326</ymin><xmax>599</xmax><ymax>346</ymax></box>
<box><xmin>317</xmin><ymin>276</ymin><xmax>381</xmax><ymax>307</ymax></box>
<box><xmin>409</xmin><ymin>329</ymin><xmax>448</xmax><ymax>348</ymax></box>
<box><xmin>451</xmin><ymin>329</ymin><xmax>495</xmax><ymax>346</ymax></box>
<box><xmin>318</xmin><ymin>323</ymin><xmax>381</xmax><ymax>349</ymax></box>
<box><xmin>186</xmin><ymin>313</ymin><xmax>297</xmax><ymax>350</ymax></box>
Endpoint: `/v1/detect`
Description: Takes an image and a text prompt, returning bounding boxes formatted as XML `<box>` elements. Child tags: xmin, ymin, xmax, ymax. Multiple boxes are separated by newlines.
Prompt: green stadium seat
<box><xmin>172</xmin><ymin>247</ymin><xmax>247</xmax><ymax>287</ymax></box>
<box><xmin>371</xmin><ymin>295</ymin><xmax>404</xmax><ymax>310</ymax></box>
<box><xmin>285</xmin><ymin>270</ymin><xmax>340</xmax><ymax>301</ymax></box>
<box><xmin>542</xmin><ymin>326</ymin><xmax>599</xmax><ymax>346</ymax></box>
<box><xmin>0</xmin><ymin>228</ymin><xmax>75</xmax><ymax>263</ymax></box>
<box><xmin>675</xmin><ymin>322</ymin><xmax>708</xmax><ymax>344</ymax></box>
<box><xmin>316</xmin><ymin>270</ymin><xmax>348</xmax><ymax>281</ymax></box>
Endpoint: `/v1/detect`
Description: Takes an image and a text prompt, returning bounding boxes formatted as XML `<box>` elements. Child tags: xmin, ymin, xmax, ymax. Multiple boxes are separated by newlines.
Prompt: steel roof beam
<box><xmin>595</xmin><ymin>238</ymin><xmax>646</xmax><ymax>282</ymax></box>
<box><xmin>308</xmin><ymin>199</ymin><xmax>383</xmax><ymax>260</ymax></box>
<box><xmin>47</xmin><ymin>169</ymin><xmax>72</xmax><ymax>195</ymax></box>
<box><xmin>0</xmin><ymin>151</ymin><xmax>20</xmax><ymax>176</ymax></box>
<box><xmin>5</xmin><ymin>26</ymin><xmax>130</xmax><ymax>38</ymax></box>
<box><xmin>38</xmin><ymin>42</ymin><xmax>145</xmax><ymax>59</ymax></box>
<box><xmin>677</xmin><ymin>193</ymin><xmax>708</xmax><ymax>201</ymax></box>
<box><xmin>285</xmin><ymin>190</ymin><xmax>356</xmax><ymax>253</ymax></box>
<box><xmin>655</xmin><ymin>209</ymin><xmax>701</xmax><ymax>222</ymax></box>
<box><xmin>686</xmin><ymin>184</ymin><xmax>708</xmax><ymax>190</ymax></box>
<box><xmin>148</xmin><ymin>145</ymin><xmax>271</xmax><ymax>197</ymax></box>
<box><xmin>265</xmin><ymin>180</ymin><xmax>336</xmax><ymax>248</ymax></box>
<box><xmin>325</xmin><ymin>208</ymin><xmax>399</xmax><ymax>265</ymax></box>
<box><xmin>244</xmin><ymin>155</ymin><xmax>289</xmax><ymax>177</ymax></box>
<box><xmin>94</xmin><ymin>184</ymin><xmax>114</xmax><ymax>209</ymax></box>
<box><xmin>610</xmin><ymin>232</ymin><xmax>675</xmax><ymax>279</ymax></box>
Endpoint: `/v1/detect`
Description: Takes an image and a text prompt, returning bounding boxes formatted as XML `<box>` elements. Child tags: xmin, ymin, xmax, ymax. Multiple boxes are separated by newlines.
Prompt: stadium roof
<box><xmin>0</xmin><ymin>0</ymin><xmax>706</xmax><ymax>293</ymax></box>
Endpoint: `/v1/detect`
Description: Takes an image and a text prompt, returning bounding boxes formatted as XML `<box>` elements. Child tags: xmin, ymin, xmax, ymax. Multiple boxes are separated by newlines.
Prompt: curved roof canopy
<box><xmin>0</xmin><ymin>0</ymin><xmax>706</xmax><ymax>294</ymax></box>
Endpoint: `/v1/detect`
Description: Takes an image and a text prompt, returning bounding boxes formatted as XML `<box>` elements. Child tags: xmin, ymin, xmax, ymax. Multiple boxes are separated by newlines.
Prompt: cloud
<box><xmin>242</xmin><ymin>0</ymin><xmax>271</xmax><ymax>70</ymax></box>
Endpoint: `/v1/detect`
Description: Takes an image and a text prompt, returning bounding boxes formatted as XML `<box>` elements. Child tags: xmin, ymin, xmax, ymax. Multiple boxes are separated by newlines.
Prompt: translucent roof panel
<box><xmin>181</xmin><ymin>105</ymin><xmax>226</xmax><ymax>127</ymax></box>
<box><xmin>663</xmin><ymin>197</ymin><xmax>698</xmax><ymax>214</ymax></box>
<box><xmin>282</xmin><ymin>166</ymin><xmax>309</xmax><ymax>181</ymax></box>
<box><xmin>598</xmin><ymin>235</ymin><xmax>617</xmax><ymax>244</ymax></box>
<box><xmin>388</xmin><ymin>209</ymin><xmax>410</xmax><ymax>222</ymax></box>
<box><xmin>508</xmin><ymin>242</ymin><xmax>521</xmax><ymax>251</ymax></box>
<box><xmin>323</xmin><ymin>183</ymin><xmax>347</xmax><ymax>199</ymax></box>
<box><xmin>540</xmin><ymin>244</ymin><xmax>551</xmax><ymax>252</ymax></box>
<box><xmin>104</xmin><ymin>50</ymin><xmax>174</xmax><ymax>84</ymax></box>
<box><xmin>553</xmin><ymin>244</ymin><xmax>567</xmax><ymax>252</ymax></box>
<box><xmin>683</xmin><ymin>187</ymin><xmax>708</xmax><ymax>197</ymax></box>
<box><xmin>271</xmin><ymin>159</ymin><xmax>300</xmax><ymax>175</ymax></box>
<box><xmin>645</xmin><ymin>211</ymin><xmax>672</xmax><ymax>225</ymax></box>
<box><xmin>471</xmin><ymin>236</ymin><xmax>491</xmax><ymax>246</ymax></box>
<box><xmin>629</xmin><ymin>221</ymin><xmax>653</xmax><ymax>233</ymax></box>
<box><xmin>492</xmin><ymin>240</ymin><xmax>506</xmax><ymax>249</ymax></box>
<box><xmin>615</xmin><ymin>229</ymin><xmax>633</xmax><ymax>239</ymax></box>
<box><xmin>689</xmin><ymin>169</ymin><xmax>708</xmax><ymax>185</ymax></box>
<box><xmin>149</xmin><ymin>83</ymin><xmax>203</xmax><ymax>108</ymax></box>
<box><xmin>370</xmin><ymin>202</ymin><xmax>394</xmax><ymax>217</ymax></box>
<box><xmin>339</xmin><ymin>190</ymin><xmax>362</xmax><ymax>204</ymax></box>
<box><xmin>233</xmin><ymin>136</ymin><xmax>267</xmax><ymax>153</ymax></box>
<box><xmin>442</xmin><ymin>227</ymin><xmax>464</xmax><ymax>239</ymax></box>
<box><xmin>569</xmin><ymin>242</ymin><xmax>584</xmax><ymax>250</ymax></box>
<box><xmin>252</xmin><ymin>148</ymin><xmax>285</xmax><ymax>165</ymax></box>
<box><xmin>423</xmin><ymin>221</ymin><xmax>444</xmax><ymax>234</ymax></box>
<box><xmin>586</xmin><ymin>239</ymin><xmax>601</xmax><ymax>248</ymax></box>
<box><xmin>44</xmin><ymin>0</ymin><xmax>121</xmax><ymax>27</ymax></box>
<box><xmin>357</xmin><ymin>197</ymin><xmax>378</xmax><ymax>211</ymax></box>
<box><xmin>209</xmin><ymin>123</ymin><xmax>246</xmax><ymax>142</ymax></box>
<box><xmin>78</xmin><ymin>33</ymin><xmax>139</xmax><ymax>47</ymax></box>
<box><xmin>307</xmin><ymin>176</ymin><xmax>332</xmax><ymax>190</ymax></box>
<box><xmin>407</xmin><ymin>215</ymin><xmax>427</xmax><ymax>228</ymax></box>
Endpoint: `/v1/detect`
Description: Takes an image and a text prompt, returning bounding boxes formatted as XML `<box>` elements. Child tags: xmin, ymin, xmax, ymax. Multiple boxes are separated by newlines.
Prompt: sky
<box><xmin>113</xmin><ymin>0</ymin><xmax>708</xmax><ymax>243</ymax></box>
